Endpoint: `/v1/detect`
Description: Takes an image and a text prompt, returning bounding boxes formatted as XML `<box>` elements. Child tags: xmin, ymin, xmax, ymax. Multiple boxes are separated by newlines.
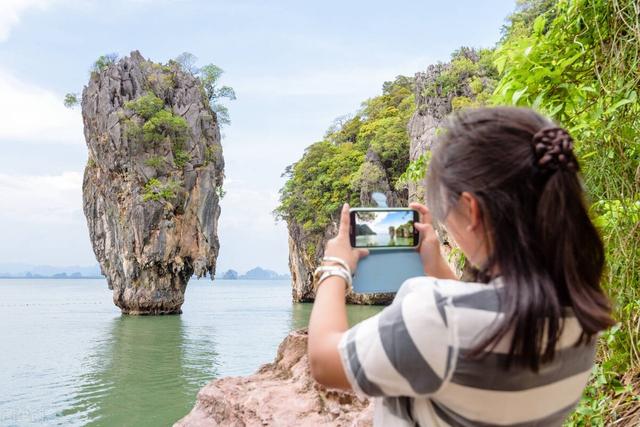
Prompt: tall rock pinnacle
<box><xmin>81</xmin><ymin>51</ymin><xmax>224</xmax><ymax>314</ymax></box>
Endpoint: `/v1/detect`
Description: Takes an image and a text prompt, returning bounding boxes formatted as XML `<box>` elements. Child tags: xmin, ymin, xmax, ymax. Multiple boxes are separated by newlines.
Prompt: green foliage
<box><xmin>422</xmin><ymin>48</ymin><xmax>497</xmax><ymax>102</ymax></box>
<box><xmin>500</xmin><ymin>0</ymin><xmax>558</xmax><ymax>40</ymax></box>
<box><xmin>125</xmin><ymin>92</ymin><xmax>164</xmax><ymax>120</ymax></box>
<box><xmin>198</xmin><ymin>64</ymin><xmax>236</xmax><ymax>125</ymax></box>
<box><xmin>91</xmin><ymin>53</ymin><xmax>118</xmax><ymax>74</ymax></box>
<box><xmin>142</xmin><ymin>178</ymin><xmax>180</xmax><ymax>202</ymax></box>
<box><xmin>143</xmin><ymin>109</ymin><xmax>188</xmax><ymax>146</ymax></box>
<box><xmin>144</xmin><ymin>156</ymin><xmax>165</xmax><ymax>169</ymax></box>
<box><xmin>63</xmin><ymin>93</ymin><xmax>79</xmax><ymax>108</ymax></box>
<box><xmin>215</xmin><ymin>185</ymin><xmax>226</xmax><ymax>199</ymax></box>
<box><xmin>397</xmin><ymin>152</ymin><xmax>431</xmax><ymax>185</ymax></box>
<box><xmin>123</xmin><ymin>118</ymin><xmax>143</xmax><ymax>142</ymax></box>
<box><xmin>124</xmin><ymin>93</ymin><xmax>189</xmax><ymax>148</ymax></box>
<box><xmin>275</xmin><ymin>76</ymin><xmax>415</xmax><ymax>235</ymax></box>
<box><xmin>171</xmin><ymin>53</ymin><xmax>236</xmax><ymax>126</ymax></box>
<box><xmin>172</xmin><ymin>145</ymin><xmax>190</xmax><ymax>168</ymax></box>
<box><xmin>276</xmin><ymin>140</ymin><xmax>365</xmax><ymax>233</ymax></box>
<box><xmin>204</xmin><ymin>145</ymin><xmax>220</xmax><ymax>165</ymax></box>
<box><xmin>124</xmin><ymin>92</ymin><xmax>190</xmax><ymax>173</ymax></box>
<box><xmin>492</xmin><ymin>0</ymin><xmax>640</xmax><ymax>423</ymax></box>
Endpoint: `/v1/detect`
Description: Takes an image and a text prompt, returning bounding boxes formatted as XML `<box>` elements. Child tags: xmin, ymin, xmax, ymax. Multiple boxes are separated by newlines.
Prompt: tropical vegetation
<box><xmin>277</xmin><ymin>0</ymin><xmax>640</xmax><ymax>423</ymax></box>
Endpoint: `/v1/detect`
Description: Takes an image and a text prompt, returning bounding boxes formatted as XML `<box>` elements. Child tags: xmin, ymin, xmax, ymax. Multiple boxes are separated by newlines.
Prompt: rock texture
<box><xmin>82</xmin><ymin>51</ymin><xmax>224</xmax><ymax>314</ymax></box>
<box><xmin>408</xmin><ymin>48</ymin><xmax>494</xmax><ymax>279</ymax></box>
<box><xmin>175</xmin><ymin>329</ymin><xmax>373</xmax><ymax>427</ymax></box>
<box><xmin>287</xmin><ymin>149</ymin><xmax>406</xmax><ymax>305</ymax></box>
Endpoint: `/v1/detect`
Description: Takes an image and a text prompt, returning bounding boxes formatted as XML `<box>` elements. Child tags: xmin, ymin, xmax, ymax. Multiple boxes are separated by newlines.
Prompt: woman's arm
<box><xmin>307</xmin><ymin>203</ymin><xmax>368</xmax><ymax>389</ymax></box>
<box><xmin>308</xmin><ymin>202</ymin><xmax>455</xmax><ymax>389</ymax></box>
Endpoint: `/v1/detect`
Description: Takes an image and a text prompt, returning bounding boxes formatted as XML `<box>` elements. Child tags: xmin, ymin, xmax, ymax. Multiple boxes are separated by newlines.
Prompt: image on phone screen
<box><xmin>351</xmin><ymin>210</ymin><xmax>418</xmax><ymax>248</ymax></box>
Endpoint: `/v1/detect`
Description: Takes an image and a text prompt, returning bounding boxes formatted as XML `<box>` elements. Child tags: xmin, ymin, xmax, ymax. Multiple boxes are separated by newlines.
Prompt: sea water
<box><xmin>0</xmin><ymin>279</ymin><xmax>382</xmax><ymax>426</ymax></box>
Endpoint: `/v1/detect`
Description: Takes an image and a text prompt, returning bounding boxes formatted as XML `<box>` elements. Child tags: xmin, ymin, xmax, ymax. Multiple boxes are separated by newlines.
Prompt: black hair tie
<box><xmin>532</xmin><ymin>127</ymin><xmax>578</xmax><ymax>173</ymax></box>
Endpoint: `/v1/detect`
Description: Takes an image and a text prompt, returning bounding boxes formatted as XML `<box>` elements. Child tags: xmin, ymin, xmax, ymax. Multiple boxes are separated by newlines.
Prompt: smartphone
<box><xmin>349</xmin><ymin>207</ymin><xmax>419</xmax><ymax>249</ymax></box>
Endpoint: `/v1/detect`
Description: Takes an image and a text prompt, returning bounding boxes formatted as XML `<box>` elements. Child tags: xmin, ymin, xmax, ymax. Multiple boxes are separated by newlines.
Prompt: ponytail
<box><xmin>537</xmin><ymin>168</ymin><xmax>615</xmax><ymax>339</ymax></box>
<box><xmin>426</xmin><ymin>107</ymin><xmax>615</xmax><ymax>371</ymax></box>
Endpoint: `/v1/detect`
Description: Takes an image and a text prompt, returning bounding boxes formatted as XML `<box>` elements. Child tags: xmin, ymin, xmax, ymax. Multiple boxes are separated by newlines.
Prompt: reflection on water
<box><xmin>291</xmin><ymin>303</ymin><xmax>383</xmax><ymax>331</ymax></box>
<box><xmin>0</xmin><ymin>279</ymin><xmax>384</xmax><ymax>426</ymax></box>
<box><xmin>356</xmin><ymin>235</ymin><xmax>413</xmax><ymax>247</ymax></box>
<box><xmin>62</xmin><ymin>316</ymin><xmax>219</xmax><ymax>426</ymax></box>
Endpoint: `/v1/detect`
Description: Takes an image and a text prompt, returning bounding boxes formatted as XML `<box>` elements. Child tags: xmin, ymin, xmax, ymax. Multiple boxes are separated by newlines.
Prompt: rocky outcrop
<box><xmin>408</xmin><ymin>48</ymin><xmax>492</xmax><ymax>201</ymax></box>
<box><xmin>408</xmin><ymin>48</ymin><xmax>496</xmax><ymax>279</ymax></box>
<box><xmin>287</xmin><ymin>148</ymin><xmax>406</xmax><ymax>305</ymax></box>
<box><xmin>407</xmin><ymin>64</ymin><xmax>450</xmax><ymax>202</ymax></box>
<box><xmin>81</xmin><ymin>51</ymin><xmax>224</xmax><ymax>314</ymax></box>
<box><xmin>175</xmin><ymin>329</ymin><xmax>373</xmax><ymax>427</ymax></box>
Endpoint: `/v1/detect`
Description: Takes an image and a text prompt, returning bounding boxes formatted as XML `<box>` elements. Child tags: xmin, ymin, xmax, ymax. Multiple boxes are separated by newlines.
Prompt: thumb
<box><xmin>414</xmin><ymin>222</ymin><xmax>433</xmax><ymax>234</ymax></box>
<box><xmin>415</xmin><ymin>222</ymin><xmax>437</xmax><ymax>243</ymax></box>
<box><xmin>356</xmin><ymin>249</ymin><xmax>369</xmax><ymax>259</ymax></box>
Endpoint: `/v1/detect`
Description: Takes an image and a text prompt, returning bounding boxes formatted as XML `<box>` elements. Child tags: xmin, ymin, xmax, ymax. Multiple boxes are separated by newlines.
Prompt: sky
<box><xmin>0</xmin><ymin>0</ymin><xmax>516</xmax><ymax>274</ymax></box>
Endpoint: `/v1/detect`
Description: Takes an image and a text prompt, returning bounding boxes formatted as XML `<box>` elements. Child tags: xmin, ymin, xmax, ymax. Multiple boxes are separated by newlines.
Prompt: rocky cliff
<box><xmin>408</xmin><ymin>48</ymin><xmax>497</xmax><ymax>279</ymax></box>
<box><xmin>82</xmin><ymin>51</ymin><xmax>224</xmax><ymax>314</ymax></box>
<box><xmin>175</xmin><ymin>329</ymin><xmax>373</xmax><ymax>427</ymax></box>
<box><xmin>408</xmin><ymin>47</ymin><xmax>496</xmax><ymax>202</ymax></box>
<box><xmin>287</xmin><ymin>149</ymin><xmax>405</xmax><ymax>305</ymax></box>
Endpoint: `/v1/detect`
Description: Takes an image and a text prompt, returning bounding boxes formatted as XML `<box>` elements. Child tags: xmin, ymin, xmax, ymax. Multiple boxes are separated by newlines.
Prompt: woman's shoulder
<box><xmin>396</xmin><ymin>275</ymin><xmax>503</xmax><ymax>303</ymax></box>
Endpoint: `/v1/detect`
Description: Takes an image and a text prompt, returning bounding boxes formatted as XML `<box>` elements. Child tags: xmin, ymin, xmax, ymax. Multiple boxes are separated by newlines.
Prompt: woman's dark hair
<box><xmin>426</xmin><ymin>106</ymin><xmax>615</xmax><ymax>371</ymax></box>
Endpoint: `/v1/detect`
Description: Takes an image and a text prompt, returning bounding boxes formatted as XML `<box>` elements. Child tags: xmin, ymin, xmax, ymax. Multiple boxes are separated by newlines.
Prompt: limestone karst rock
<box><xmin>175</xmin><ymin>329</ymin><xmax>373</xmax><ymax>427</ymax></box>
<box><xmin>287</xmin><ymin>151</ymin><xmax>403</xmax><ymax>305</ymax></box>
<box><xmin>81</xmin><ymin>51</ymin><xmax>224</xmax><ymax>314</ymax></box>
<box><xmin>408</xmin><ymin>48</ymin><xmax>495</xmax><ymax>279</ymax></box>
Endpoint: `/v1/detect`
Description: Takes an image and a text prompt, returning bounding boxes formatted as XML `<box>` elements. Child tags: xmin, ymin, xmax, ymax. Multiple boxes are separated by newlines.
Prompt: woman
<box><xmin>307</xmin><ymin>107</ymin><xmax>615</xmax><ymax>426</ymax></box>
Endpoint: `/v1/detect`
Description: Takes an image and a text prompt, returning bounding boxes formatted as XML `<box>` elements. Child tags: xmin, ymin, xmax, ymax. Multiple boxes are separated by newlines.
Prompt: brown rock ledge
<box><xmin>175</xmin><ymin>329</ymin><xmax>373</xmax><ymax>426</ymax></box>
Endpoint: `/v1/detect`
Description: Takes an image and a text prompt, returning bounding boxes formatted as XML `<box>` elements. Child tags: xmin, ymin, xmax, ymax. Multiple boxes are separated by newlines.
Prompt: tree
<box><xmin>63</xmin><ymin>92</ymin><xmax>79</xmax><ymax>108</ymax></box>
<box><xmin>91</xmin><ymin>53</ymin><xmax>118</xmax><ymax>74</ymax></box>
<box><xmin>173</xmin><ymin>52</ymin><xmax>237</xmax><ymax>126</ymax></box>
<box><xmin>199</xmin><ymin>64</ymin><xmax>237</xmax><ymax>125</ymax></box>
<box><xmin>174</xmin><ymin>51</ymin><xmax>199</xmax><ymax>74</ymax></box>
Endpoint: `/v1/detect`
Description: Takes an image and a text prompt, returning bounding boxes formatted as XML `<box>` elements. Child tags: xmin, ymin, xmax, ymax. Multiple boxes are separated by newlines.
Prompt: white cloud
<box><xmin>0</xmin><ymin>67</ymin><xmax>84</xmax><ymax>145</ymax></box>
<box><xmin>0</xmin><ymin>171</ymin><xmax>83</xmax><ymax>224</ymax></box>
<box><xmin>218</xmin><ymin>182</ymin><xmax>282</xmax><ymax>234</ymax></box>
<box><xmin>0</xmin><ymin>0</ymin><xmax>54</xmax><ymax>42</ymax></box>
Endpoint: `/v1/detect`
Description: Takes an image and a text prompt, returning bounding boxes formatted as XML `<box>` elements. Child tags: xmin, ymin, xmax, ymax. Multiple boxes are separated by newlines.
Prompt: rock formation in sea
<box><xmin>287</xmin><ymin>149</ymin><xmax>405</xmax><ymax>305</ymax></box>
<box><xmin>81</xmin><ymin>51</ymin><xmax>224</xmax><ymax>314</ymax></box>
<box><xmin>175</xmin><ymin>329</ymin><xmax>373</xmax><ymax>427</ymax></box>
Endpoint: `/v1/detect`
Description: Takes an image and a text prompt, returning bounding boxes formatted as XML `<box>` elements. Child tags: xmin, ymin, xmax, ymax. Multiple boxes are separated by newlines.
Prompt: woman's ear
<box><xmin>460</xmin><ymin>191</ymin><xmax>482</xmax><ymax>232</ymax></box>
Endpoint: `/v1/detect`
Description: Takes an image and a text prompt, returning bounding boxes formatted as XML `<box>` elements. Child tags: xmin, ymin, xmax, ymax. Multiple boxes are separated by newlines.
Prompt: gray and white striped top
<box><xmin>337</xmin><ymin>276</ymin><xmax>595</xmax><ymax>426</ymax></box>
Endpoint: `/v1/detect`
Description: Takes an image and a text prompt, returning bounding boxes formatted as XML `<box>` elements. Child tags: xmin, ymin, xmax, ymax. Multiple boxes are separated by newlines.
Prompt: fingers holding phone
<box><xmin>409</xmin><ymin>202</ymin><xmax>456</xmax><ymax>279</ymax></box>
<box><xmin>323</xmin><ymin>203</ymin><xmax>368</xmax><ymax>273</ymax></box>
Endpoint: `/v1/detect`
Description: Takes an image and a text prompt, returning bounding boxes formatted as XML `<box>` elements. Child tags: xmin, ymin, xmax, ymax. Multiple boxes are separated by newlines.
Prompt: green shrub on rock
<box><xmin>142</xmin><ymin>178</ymin><xmax>180</xmax><ymax>202</ymax></box>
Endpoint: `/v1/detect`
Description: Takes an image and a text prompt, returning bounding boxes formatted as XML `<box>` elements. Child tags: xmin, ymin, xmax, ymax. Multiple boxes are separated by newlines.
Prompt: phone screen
<box><xmin>350</xmin><ymin>209</ymin><xmax>419</xmax><ymax>248</ymax></box>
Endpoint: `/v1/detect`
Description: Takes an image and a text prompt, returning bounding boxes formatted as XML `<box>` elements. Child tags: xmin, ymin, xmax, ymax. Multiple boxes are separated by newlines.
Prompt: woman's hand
<box><xmin>409</xmin><ymin>202</ymin><xmax>457</xmax><ymax>280</ymax></box>
<box><xmin>323</xmin><ymin>203</ymin><xmax>369</xmax><ymax>272</ymax></box>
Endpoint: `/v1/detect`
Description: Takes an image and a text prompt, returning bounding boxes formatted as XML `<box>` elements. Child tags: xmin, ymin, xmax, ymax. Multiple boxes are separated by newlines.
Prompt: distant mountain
<box><xmin>355</xmin><ymin>223</ymin><xmax>376</xmax><ymax>236</ymax></box>
<box><xmin>222</xmin><ymin>269</ymin><xmax>239</xmax><ymax>280</ymax></box>
<box><xmin>239</xmin><ymin>267</ymin><xmax>290</xmax><ymax>280</ymax></box>
<box><xmin>0</xmin><ymin>263</ymin><xmax>103</xmax><ymax>278</ymax></box>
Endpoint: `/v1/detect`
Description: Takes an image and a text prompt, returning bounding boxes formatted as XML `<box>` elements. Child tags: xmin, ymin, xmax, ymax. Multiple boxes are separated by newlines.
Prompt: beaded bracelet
<box><xmin>321</xmin><ymin>256</ymin><xmax>353</xmax><ymax>277</ymax></box>
<box><xmin>313</xmin><ymin>265</ymin><xmax>352</xmax><ymax>295</ymax></box>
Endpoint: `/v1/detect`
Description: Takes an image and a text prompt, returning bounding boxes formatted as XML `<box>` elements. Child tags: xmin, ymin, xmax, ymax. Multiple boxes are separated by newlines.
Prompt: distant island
<box><xmin>0</xmin><ymin>263</ymin><xmax>291</xmax><ymax>281</ymax></box>
<box><xmin>217</xmin><ymin>267</ymin><xmax>291</xmax><ymax>280</ymax></box>
<box><xmin>0</xmin><ymin>263</ymin><xmax>104</xmax><ymax>279</ymax></box>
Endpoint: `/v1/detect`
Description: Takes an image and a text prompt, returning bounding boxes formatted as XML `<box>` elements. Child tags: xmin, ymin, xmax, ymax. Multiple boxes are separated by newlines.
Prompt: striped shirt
<box><xmin>337</xmin><ymin>276</ymin><xmax>596</xmax><ymax>426</ymax></box>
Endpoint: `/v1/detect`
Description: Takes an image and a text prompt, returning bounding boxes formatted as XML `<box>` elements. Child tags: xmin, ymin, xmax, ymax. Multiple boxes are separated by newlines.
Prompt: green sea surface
<box><xmin>0</xmin><ymin>279</ymin><xmax>382</xmax><ymax>426</ymax></box>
